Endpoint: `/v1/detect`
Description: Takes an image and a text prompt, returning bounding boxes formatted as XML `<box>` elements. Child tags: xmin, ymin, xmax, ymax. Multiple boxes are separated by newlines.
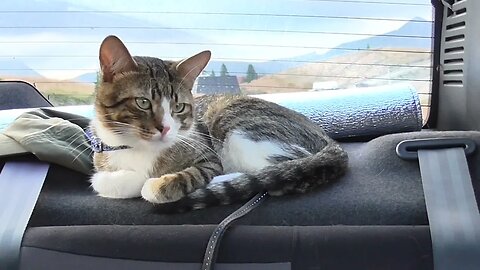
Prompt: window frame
<box><xmin>426</xmin><ymin>0</ymin><xmax>444</xmax><ymax>128</ymax></box>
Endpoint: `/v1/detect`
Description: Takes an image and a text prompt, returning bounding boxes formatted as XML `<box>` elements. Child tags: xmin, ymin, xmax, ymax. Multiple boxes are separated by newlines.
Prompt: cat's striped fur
<box><xmin>90</xmin><ymin>35</ymin><xmax>348</xmax><ymax>212</ymax></box>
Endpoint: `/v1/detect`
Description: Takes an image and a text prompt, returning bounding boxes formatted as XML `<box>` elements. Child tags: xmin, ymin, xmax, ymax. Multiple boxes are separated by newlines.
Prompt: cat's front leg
<box><xmin>141</xmin><ymin>162</ymin><xmax>223</xmax><ymax>204</ymax></box>
<box><xmin>91</xmin><ymin>170</ymin><xmax>147</xmax><ymax>199</ymax></box>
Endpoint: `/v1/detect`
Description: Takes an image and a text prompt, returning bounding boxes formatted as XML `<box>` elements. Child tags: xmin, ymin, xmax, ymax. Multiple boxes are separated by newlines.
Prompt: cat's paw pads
<box><xmin>141</xmin><ymin>174</ymin><xmax>186</xmax><ymax>204</ymax></box>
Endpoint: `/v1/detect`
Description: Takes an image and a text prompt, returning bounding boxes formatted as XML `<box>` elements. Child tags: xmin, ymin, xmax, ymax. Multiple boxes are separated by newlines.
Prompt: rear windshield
<box><xmin>0</xmin><ymin>0</ymin><xmax>433</xmax><ymax>119</ymax></box>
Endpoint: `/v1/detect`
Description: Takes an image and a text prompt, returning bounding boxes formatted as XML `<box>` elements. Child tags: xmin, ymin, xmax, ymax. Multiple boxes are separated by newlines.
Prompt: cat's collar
<box><xmin>84</xmin><ymin>128</ymin><xmax>131</xmax><ymax>153</ymax></box>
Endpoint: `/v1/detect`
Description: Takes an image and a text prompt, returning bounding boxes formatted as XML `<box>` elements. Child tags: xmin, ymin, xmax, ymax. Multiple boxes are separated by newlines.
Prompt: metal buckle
<box><xmin>396</xmin><ymin>138</ymin><xmax>476</xmax><ymax>160</ymax></box>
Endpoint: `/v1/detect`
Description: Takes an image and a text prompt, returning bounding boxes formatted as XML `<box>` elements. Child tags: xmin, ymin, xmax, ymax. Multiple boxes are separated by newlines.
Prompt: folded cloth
<box><xmin>0</xmin><ymin>109</ymin><xmax>92</xmax><ymax>174</ymax></box>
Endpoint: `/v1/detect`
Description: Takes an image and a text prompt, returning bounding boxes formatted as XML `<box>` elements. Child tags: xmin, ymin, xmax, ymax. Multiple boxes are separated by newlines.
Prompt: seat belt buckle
<box><xmin>396</xmin><ymin>138</ymin><xmax>476</xmax><ymax>160</ymax></box>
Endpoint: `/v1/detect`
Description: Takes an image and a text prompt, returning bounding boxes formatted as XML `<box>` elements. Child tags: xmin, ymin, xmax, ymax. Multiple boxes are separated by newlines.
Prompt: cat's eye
<box><xmin>173</xmin><ymin>103</ymin><xmax>186</xmax><ymax>113</ymax></box>
<box><xmin>135</xmin><ymin>97</ymin><xmax>152</xmax><ymax>110</ymax></box>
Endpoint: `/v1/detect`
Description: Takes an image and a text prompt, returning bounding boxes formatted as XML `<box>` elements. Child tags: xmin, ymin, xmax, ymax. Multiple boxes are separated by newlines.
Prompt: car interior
<box><xmin>0</xmin><ymin>0</ymin><xmax>479</xmax><ymax>269</ymax></box>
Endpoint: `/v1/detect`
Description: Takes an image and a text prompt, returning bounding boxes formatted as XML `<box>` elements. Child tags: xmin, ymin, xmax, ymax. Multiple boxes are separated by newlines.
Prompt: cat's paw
<box><xmin>90</xmin><ymin>170</ymin><xmax>146</xmax><ymax>199</ymax></box>
<box><xmin>141</xmin><ymin>174</ymin><xmax>186</xmax><ymax>204</ymax></box>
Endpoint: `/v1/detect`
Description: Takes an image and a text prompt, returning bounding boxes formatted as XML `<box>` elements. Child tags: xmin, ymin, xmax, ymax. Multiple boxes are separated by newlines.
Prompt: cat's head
<box><xmin>94</xmin><ymin>35</ymin><xmax>210</xmax><ymax>149</ymax></box>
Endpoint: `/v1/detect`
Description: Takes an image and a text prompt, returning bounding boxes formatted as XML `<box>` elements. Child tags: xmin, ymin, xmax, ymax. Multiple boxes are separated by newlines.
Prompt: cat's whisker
<box><xmin>187</xmin><ymin>141</ymin><xmax>217</xmax><ymax>160</ymax></box>
<box><xmin>179</xmin><ymin>137</ymin><xmax>216</xmax><ymax>162</ymax></box>
<box><xmin>187</xmin><ymin>130</ymin><xmax>223</xmax><ymax>144</ymax></box>
<box><xmin>19</xmin><ymin>121</ymin><xmax>71</xmax><ymax>138</ymax></box>
<box><xmin>102</xmin><ymin>120</ymin><xmax>134</xmax><ymax>126</ymax></box>
<box><xmin>22</xmin><ymin>135</ymin><xmax>88</xmax><ymax>156</ymax></box>
<box><xmin>68</xmin><ymin>143</ymin><xmax>91</xmax><ymax>158</ymax></box>
<box><xmin>97</xmin><ymin>113</ymin><xmax>115</xmax><ymax>117</ymax></box>
<box><xmin>64</xmin><ymin>138</ymin><xmax>89</xmax><ymax>154</ymax></box>
<box><xmin>177</xmin><ymin>134</ymin><xmax>218</xmax><ymax>157</ymax></box>
<box><xmin>107</xmin><ymin>129</ymin><xmax>129</xmax><ymax>135</ymax></box>
<box><xmin>176</xmin><ymin>137</ymin><xmax>212</xmax><ymax>163</ymax></box>
<box><xmin>103</xmin><ymin>122</ymin><xmax>152</xmax><ymax>134</ymax></box>
<box><xmin>106</xmin><ymin>125</ymin><xmax>151</xmax><ymax>136</ymax></box>
<box><xmin>72</xmin><ymin>146</ymin><xmax>93</xmax><ymax>163</ymax></box>
<box><xmin>50</xmin><ymin>117</ymin><xmax>92</xmax><ymax>122</ymax></box>
<box><xmin>102</xmin><ymin>121</ymin><xmax>141</xmax><ymax>130</ymax></box>
<box><xmin>64</xmin><ymin>130</ymin><xmax>89</xmax><ymax>149</ymax></box>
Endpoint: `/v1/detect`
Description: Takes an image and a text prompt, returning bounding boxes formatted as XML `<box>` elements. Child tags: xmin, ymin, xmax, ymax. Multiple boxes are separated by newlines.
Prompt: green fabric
<box><xmin>0</xmin><ymin>109</ymin><xmax>93</xmax><ymax>174</ymax></box>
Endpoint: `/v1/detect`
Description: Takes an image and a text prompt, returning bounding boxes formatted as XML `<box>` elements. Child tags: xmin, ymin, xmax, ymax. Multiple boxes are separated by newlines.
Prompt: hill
<box><xmin>79</xmin><ymin>16</ymin><xmax>433</xmax><ymax>82</ymax></box>
<box><xmin>0</xmin><ymin>59</ymin><xmax>43</xmax><ymax>78</ymax></box>
<box><xmin>205</xmin><ymin>17</ymin><xmax>432</xmax><ymax>75</ymax></box>
<box><xmin>241</xmin><ymin>48</ymin><xmax>432</xmax><ymax>95</ymax></box>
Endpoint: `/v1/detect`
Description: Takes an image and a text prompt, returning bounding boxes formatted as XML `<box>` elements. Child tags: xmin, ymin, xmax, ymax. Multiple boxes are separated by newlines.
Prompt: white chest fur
<box><xmin>92</xmin><ymin>118</ymin><xmax>162</xmax><ymax>177</ymax></box>
<box><xmin>106</xmin><ymin>148</ymin><xmax>159</xmax><ymax>177</ymax></box>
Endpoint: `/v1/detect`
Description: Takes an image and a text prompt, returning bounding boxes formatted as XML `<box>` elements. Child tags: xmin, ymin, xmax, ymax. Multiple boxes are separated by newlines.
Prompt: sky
<box><xmin>0</xmin><ymin>0</ymin><xmax>433</xmax><ymax>79</ymax></box>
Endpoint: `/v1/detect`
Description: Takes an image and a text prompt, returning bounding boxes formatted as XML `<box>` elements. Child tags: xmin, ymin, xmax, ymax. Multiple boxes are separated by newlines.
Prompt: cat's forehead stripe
<box><xmin>146</xmin><ymin>65</ymin><xmax>162</xmax><ymax>100</ymax></box>
<box><xmin>142</xmin><ymin>60</ymin><xmax>178</xmax><ymax>101</ymax></box>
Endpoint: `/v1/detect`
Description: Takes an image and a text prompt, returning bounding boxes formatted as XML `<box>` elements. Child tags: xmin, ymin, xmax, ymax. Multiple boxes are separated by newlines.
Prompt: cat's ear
<box><xmin>175</xmin><ymin>50</ymin><xmax>211</xmax><ymax>89</ymax></box>
<box><xmin>99</xmin><ymin>35</ymin><xmax>138</xmax><ymax>83</ymax></box>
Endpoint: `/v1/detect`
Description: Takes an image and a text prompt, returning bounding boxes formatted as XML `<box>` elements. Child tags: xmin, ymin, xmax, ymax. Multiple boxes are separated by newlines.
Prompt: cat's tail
<box><xmin>155</xmin><ymin>143</ymin><xmax>348</xmax><ymax>213</ymax></box>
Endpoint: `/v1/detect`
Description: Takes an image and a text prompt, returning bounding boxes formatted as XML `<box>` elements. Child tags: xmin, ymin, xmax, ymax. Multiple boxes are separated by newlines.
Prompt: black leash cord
<box><xmin>201</xmin><ymin>192</ymin><xmax>269</xmax><ymax>270</ymax></box>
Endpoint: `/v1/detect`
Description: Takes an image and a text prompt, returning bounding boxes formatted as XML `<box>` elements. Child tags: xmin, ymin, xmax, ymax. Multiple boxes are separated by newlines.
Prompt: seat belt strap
<box><xmin>397</xmin><ymin>138</ymin><xmax>480</xmax><ymax>270</ymax></box>
<box><xmin>418</xmin><ymin>148</ymin><xmax>480</xmax><ymax>270</ymax></box>
<box><xmin>0</xmin><ymin>161</ymin><xmax>50</xmax><ymax>270</ymax></box>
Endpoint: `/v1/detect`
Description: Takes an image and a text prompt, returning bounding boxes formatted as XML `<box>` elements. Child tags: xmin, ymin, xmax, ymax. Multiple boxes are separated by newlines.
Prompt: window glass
<box><xmin>0</xmin><ymin>0</ymin><xmax>432</xmax><ymax>119</ymax></box>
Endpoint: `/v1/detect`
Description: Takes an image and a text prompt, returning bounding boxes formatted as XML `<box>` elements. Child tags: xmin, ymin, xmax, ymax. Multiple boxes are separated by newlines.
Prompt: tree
<box><xmin>245</xmin><ymin>64</ymin><xmax>258</xmax><ymax>83</ymax></box>
<box><xmin>220</xmin><ymin>63</ymin><xmax>229</xmax><ymax>77</ymax></box>
<box><xmin>210</xmin><ymin>70</ymin><xmax>216</xmax><ymax>77</ymax></box>
<box><xmin>95</xmin><ymin>71</ymin><xmax>102</xmax><ymax>91</ymax></box>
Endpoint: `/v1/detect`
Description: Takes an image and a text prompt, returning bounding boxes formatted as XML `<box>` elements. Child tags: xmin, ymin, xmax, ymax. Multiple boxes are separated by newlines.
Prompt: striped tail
<box><xmin>155</xmin><ymin>143</ymin><xmax>348</xmax><ymax>213</ymax></box>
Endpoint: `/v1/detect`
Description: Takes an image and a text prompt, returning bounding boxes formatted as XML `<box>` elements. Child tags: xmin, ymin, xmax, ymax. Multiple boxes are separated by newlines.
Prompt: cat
<box><xmin>90</xmin><ymin>35</ymin><xmax>348</xmax><ymax>211</ymax></box>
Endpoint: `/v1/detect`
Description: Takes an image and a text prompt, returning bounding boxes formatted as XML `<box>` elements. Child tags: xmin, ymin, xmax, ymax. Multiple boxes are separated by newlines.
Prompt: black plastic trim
<box><xmin>0</xmin><ymin>80</ymin><xmax>53</xmax><ymax>108</ymax></box>
<box><xmin>426</xmin><ymin>0</ymin><xmax>443</xmax><ymax>128</ymax></box>
<box><xmin>396</xmin><ymin>138</ymin><xmax>476</xmax><ymax>160</ymax></box>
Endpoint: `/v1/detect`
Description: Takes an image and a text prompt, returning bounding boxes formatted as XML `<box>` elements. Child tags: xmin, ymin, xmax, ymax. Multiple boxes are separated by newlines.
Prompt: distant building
<box><xmin>354</xmin><ymin>81</ymin><xmax>381</xmax><ymax>88</ymax></box>
<box><xmin>193</xmin><ymin>75</ymin><xmax>241</xmax><ymax>95</ymax></box>
<box><xmin>311</xmin><ymin>81</ymin><xmax>339</xmax><ymax>91</ymax></box>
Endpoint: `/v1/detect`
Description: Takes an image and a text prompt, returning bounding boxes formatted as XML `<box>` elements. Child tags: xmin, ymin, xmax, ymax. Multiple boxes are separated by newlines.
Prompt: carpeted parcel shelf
<box><xmin>23</xmin><ymin>130</ymin><xmax>480</xmax><ymax>226</ymax></box>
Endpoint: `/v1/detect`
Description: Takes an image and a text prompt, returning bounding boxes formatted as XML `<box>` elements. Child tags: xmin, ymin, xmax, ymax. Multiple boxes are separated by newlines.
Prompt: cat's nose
<box><xmin>161</xmin><ymin>126</ymin><xmax>170</xmax><ymax>137</ymax></box>
<box><xmin>155</xmin><ymin>124</ymin><xmax>170</xmax><ymax>137</ymax></box>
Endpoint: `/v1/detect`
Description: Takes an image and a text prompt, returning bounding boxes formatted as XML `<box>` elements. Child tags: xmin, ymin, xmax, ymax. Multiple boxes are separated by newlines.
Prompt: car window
<box><xmin>0</xmin><ymin>0</ymin><xmax>432</xmax><ymax>120</ymax></box>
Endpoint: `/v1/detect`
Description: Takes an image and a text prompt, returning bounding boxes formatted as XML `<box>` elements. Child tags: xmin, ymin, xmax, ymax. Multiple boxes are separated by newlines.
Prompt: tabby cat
<box><xmin>90</xmin><ymin>35</ymin><xmax>348</xmax><ymax>211</ymax></box>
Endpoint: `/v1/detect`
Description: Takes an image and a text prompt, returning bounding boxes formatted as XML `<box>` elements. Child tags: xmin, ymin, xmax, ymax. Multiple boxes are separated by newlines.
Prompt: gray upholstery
<box><xmin>20</xmin><ymin>247</ymin><xmax>290</xmax><ymax>270</ymax></box>
<box><xmin>21</xmin><ymin>225</ymin><xmax>432</xmax><ymax>270</ymax></box>
<box><xmin>26</xmin><ymin>130</ymin><xmax>480</xmax><ymax>227</ymax></box>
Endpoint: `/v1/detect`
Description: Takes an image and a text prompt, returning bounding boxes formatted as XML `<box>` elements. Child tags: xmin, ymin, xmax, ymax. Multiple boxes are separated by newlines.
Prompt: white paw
<box><xmin>90</xmin><ymin>170</ymin><xmax>146</xmax><ymax>199</ymax></box>
<box><xmin>141</xmin><ymin>178</ymin><xmax>162</xmax><ymax>203</ymax></box>
<box><xmin>141</xmin><ymin>174</ymin><xmax>185</xmax><ymax>204</ymax></box>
